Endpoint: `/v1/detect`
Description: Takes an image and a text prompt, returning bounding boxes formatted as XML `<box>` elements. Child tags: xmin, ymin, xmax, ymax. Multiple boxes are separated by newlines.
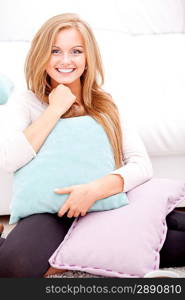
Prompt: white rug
<box><xmin>47</xmin><ymin>267</ymin><xmax>185</xmax><ymax>278</ymax></box>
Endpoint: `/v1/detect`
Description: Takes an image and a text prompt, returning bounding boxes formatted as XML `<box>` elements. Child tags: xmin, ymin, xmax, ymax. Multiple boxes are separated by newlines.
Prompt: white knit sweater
<box><xmin>0</xmin><ymin>90</ymin><xmax>153</xmax><ymax>192</ymax></box>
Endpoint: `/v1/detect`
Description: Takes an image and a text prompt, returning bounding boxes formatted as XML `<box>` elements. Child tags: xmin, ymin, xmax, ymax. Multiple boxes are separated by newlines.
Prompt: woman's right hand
<box><xmin>48</xmin><ymin>84</ymin><xmax>76</xmax><ymax>116</ymax></box>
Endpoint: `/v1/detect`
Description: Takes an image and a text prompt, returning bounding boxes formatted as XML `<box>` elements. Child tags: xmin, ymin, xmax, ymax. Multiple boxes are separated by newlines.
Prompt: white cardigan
<box><xmin>0</xmin><ymin>90</ymin><xmax>153</xmax><ymax>192</ymax></box>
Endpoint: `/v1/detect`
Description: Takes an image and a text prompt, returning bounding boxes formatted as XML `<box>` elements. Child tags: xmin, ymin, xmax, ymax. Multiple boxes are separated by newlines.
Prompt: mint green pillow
<box><xmin>10</xmin><ymin>116</ymin><xmax>128</xmax><ymax>224</ymax></box>
<box><xmin>0</xmin><ymin>74</ymin><xmax>14</xmax><ymax>104</ymax></box>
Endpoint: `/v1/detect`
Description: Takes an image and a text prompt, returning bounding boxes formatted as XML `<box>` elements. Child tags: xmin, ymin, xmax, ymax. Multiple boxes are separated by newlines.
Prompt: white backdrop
<box><xmin>0</xmin><ymin>0</ymin><xmax>185</xmax><ymax>41</ymax></box>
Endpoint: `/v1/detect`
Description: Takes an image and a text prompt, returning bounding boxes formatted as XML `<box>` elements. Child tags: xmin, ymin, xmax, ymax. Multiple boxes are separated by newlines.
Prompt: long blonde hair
<box><xmin>25</xmin><ymin>13</ymin><xmax>123</xmax><ymax>168</ymax></box>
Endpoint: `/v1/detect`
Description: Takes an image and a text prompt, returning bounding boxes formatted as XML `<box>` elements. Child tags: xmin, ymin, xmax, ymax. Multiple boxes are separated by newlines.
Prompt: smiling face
<box><xmin>46</xmin><ymin>27</ymin><xmax>86</xmax><ymax>90</ymax></box>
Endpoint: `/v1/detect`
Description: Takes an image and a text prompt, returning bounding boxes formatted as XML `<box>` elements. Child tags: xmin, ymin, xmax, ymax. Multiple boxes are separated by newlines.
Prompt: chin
<box><xmin>52</xmin><ymin>78</ymin><xmax>72</xmax><ymax>85</ymax></box>
<box><xmin>51</xmin><ymin>73</ymin><xmax>82</xmax><ymax>87</ymax></box>
<box><xmin>59</xmin><ymin>80</ymin><xmax>74</xmax><ymax>86</ymax></box>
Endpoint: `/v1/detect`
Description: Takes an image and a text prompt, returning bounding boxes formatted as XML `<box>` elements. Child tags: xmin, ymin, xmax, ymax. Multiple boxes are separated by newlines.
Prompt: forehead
<box><xmin>54</xmin><ymin>28</ymin><xmax>84</xmax><ymax>48</ymax></box>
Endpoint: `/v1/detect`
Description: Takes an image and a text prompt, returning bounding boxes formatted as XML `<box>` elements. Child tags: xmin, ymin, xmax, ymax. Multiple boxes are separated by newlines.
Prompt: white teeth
<box><xmin>57</xmin><ymin>68</ymin><xmax>74</xmax><ymax>73</ymax></box>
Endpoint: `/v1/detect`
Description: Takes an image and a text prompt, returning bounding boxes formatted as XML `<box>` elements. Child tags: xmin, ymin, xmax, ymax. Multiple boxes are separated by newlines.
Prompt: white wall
<box><xmin>0</xmin><ymin>0</ymin><xmax>185</xmax><ymax>41</ymax></box>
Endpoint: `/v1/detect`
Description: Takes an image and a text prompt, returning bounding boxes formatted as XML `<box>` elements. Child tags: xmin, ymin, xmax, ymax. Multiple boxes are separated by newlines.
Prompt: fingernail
<box><xmin>54</xmin><ymin>189</ymin><xmax>60</xmax><ymax>192</ymax></box>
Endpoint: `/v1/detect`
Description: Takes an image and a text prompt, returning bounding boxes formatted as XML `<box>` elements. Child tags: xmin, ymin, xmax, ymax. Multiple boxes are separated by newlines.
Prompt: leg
<box><xmin>0</xmin><ymin>237</ymin><xmax>5</xmax><ymax>247</ymax></box>
<box><xmin>166</xmin><ymin>209</ymin><xmax>185</xmax><ymax>231</ymax></box>
<box><xmin>160</xmin><ymin>229</ymin><xmax>185</xmax><ymax>268</ymax></box>
<box><xmin>0</xmin><ymin>213</ymin><xmax>74</xmax><ymax>277</ymax></box>
<box><xmin>160</xmin><ymin>208</ymin><xmax>185</xmax><ymax>268</ymax></box>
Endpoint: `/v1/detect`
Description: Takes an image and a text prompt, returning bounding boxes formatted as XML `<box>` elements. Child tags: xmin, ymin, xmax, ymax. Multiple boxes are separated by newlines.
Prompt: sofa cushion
<box><xmin>0</xmin><ymin>74</ymin><xmax>14</xmax><ymax>105</ymax></box>
<box><xmin>95</xmin><ymin>32</ymin><xmax>185</xmax><ymax>156</ymax></box>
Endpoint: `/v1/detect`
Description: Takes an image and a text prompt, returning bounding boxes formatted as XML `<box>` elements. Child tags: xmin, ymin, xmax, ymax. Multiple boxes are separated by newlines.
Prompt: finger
<box><xmin>58</xmin><ymin>203</ymin><xmax>70</xmax><ymax>217</ymax></box>
<box><xmin>54</xmin><ymin>187</ymin><xmax>72</xmax><ymax>194</ymax></box>
<box><xmin>81</xmin><ymin>211</ymin><xmax>87</xmax><ymax>217</ymax></box>
<box><xmin>73</xmin><ymin>211</ymin><xmax>81</xmax><ymax>218</ymax></box>
<box><xmin>67</xmin><ymin>209</ymin><xmax>75</xmax><ymax>218</ymax></box>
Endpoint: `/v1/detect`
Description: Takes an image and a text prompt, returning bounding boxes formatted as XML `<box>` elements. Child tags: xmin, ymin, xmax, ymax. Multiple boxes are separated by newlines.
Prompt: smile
<box><xmin>56</xmin><ymin>68</ymin><xmax>75</xmax><ymax>73</ymax></box>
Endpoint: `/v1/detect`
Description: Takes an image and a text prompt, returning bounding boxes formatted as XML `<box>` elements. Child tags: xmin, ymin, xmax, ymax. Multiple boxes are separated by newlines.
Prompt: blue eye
<box><xmin>72</xmin><ymin>49</ymin><xmax>82</xmax><ymax>55</ymax></box>
<box><xmin>51</xmin><ymin>49</ymin><xmax>60</xmax><ymax>54</ymax></box>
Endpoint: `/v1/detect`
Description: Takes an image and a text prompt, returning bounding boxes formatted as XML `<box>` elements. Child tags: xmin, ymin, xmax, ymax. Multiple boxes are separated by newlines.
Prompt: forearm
<box><xmin>23</xmin><ymin>106</ymin><xmax>62</xmax><ymax>153</ymax></box>
<box><xmin>88</xmin><ymin>174</ymin><xmax>124</xmax><ymax>201</ymax></box>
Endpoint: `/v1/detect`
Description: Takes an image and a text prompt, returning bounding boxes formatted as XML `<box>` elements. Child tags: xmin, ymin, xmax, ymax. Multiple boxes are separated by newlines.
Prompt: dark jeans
<box><xmin>0</xmin><ymin>209</ymin><xmax>185</xmax><ymax>277</ymax></box>
<box><xmin>0</xmin><ymin>213</ymin><xmax>74</xmax><ymax>277</ymax></box>
<box><xmin>160</xmin><ymin>209</ymin><xmax>185</xmax><ymax>268</ymax></box>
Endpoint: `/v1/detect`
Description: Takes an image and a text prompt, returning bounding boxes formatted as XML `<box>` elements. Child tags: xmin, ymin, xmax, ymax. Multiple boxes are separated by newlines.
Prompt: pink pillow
<box><xmin>49</xmin><ymin>178</ymin><xmax>185</xmax><ymax>277</ymax></box>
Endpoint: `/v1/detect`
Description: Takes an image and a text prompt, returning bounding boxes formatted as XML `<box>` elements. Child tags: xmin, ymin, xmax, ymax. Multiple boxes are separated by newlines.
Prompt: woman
<box><xmin>0</xmin><ymin>13</ymin><xmax>153</xmax><ymax>277</ymax></box>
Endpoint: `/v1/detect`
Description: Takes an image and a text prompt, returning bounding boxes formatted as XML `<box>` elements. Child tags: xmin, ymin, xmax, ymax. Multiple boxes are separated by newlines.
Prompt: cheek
<box><xmin>77</xmin><ymin>57</ymin><xmax>86</xmax><ymax>70</ymax></box>
<box><xmin>46</xmin><ymin>63</ymin><xmax>52</xmax><ymax>75</ymax></box>
<box><xmin>46</xmin><ymin>57</ymin><xmax>57</xmax><ymax>73</ymax></box>
<box><xmin>45</xmin><ymin>66</ymin><xmax>54</xmax><ymax>79</ymax></box>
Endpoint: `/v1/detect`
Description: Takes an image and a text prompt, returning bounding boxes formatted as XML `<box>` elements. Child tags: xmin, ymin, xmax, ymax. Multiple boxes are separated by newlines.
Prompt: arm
<box><xmin>0</xmin><ymin>85</ymin><xmax>76</xmax><ymax>173</ymax></box>
<box><xmin>0</xmin><ymin>102</ymin><xmax>61</xmax><ymax>173</ymax></box>
<box><xmin>23</xmin><ymin>84</ymin><xmax>76</xmax><ymax>153</ymax></box>
<box><xmin>0</xmin><ymin>92</ymin><xmax>36</xmax><ymax>173</ymax></box>
<box><xmin>55</xmin><ymin>174</ymin><xmax>124</xmax><ymax>218</ymax></box>
<box><xmin>23</xmin><ymin>106</ymin><xmax>62</xmax><ymax>153</ymax></box>
<box><xmin>0</xmin><ymin>93</ymin><xmax>61</xmax><ymax>173</ymax></box>
<box><xmin>110</xmin><ymin>121</ymin><xmax>153</xmax><ymax>192</ymax></box>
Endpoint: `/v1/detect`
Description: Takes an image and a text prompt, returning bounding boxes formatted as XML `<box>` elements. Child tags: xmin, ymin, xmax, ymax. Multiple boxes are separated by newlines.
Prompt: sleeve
<box><xmin>110</xmin><ymin>118</ymin><xmax>153</xmax><ymax>192</ymax></box>
<box><xmin>0</xmin><ymin>91</ymin><xmax>36</xmax><ymax>173</ymax></box>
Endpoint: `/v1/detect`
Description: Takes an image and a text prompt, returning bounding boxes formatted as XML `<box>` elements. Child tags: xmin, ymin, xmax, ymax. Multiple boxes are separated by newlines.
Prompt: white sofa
<box><xmin>0</xmin><ymin>30</ymin><xmax>185</xmax><ymax>215</ymax></box>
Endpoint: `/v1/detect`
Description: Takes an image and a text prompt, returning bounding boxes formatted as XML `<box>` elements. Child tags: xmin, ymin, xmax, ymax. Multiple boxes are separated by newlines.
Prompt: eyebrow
<box><xmin>52</xmin><ymin>45</ymin><xmax>84</xmax><ymax>49</ymax></box>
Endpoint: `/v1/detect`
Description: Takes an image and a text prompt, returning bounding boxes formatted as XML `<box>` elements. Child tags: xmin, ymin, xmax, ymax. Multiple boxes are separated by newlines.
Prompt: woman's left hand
<box><xmin>54</xmin><ymin>174</ymin><xmax>124</xmax><ymax>218</ymax></box>
<box><xmin>54</xmin><ymin>183</ymin><xmax>96</xmax><ymax>218</ymax></box>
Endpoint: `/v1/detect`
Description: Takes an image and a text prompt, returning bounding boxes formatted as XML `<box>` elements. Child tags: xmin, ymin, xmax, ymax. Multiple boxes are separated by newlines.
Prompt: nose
<box><xmin>60</xmin><ymin>52</ymin><xmax>72</xmax><ymax>65</ymax></box>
